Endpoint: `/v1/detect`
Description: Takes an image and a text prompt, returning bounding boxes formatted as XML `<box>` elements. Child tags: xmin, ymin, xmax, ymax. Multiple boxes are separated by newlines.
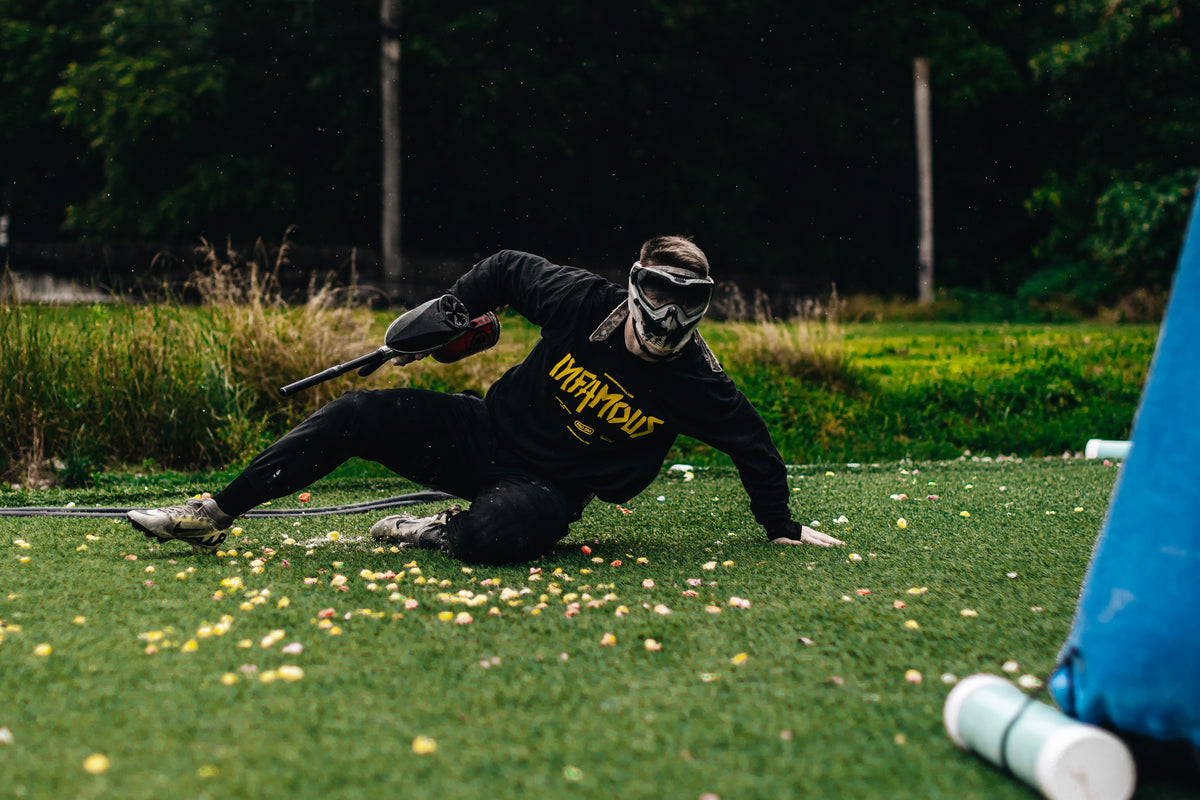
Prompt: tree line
<box><xmin>1</xmin><ymin>0</ymin><xmax>1197</xmax><ymax>309</ymax></box>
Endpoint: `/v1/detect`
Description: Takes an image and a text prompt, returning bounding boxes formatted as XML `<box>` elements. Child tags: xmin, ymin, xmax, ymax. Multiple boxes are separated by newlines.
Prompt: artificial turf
<box><xmin>0</xmin><ymin>458</ymin><xmax>1194</xmax><ymax>799</ymax></box>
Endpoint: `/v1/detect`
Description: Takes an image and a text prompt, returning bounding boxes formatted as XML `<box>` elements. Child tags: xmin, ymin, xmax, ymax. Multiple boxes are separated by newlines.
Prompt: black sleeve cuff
<box><xmin>765</xmin><ymin>519</ymin><xmax>801</xmax><ymax>541</ymax></box>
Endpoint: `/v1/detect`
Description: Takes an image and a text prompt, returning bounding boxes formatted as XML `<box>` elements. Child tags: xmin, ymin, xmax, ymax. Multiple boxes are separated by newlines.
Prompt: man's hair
<box><xmin>639</xmin><ymin>236</ymin><xmax>709</xmax><ymax>279</ymax></box>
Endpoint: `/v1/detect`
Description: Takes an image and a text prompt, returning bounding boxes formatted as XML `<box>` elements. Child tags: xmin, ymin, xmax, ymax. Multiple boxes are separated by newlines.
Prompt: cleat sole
<box><xmin>127</xmin><ymin>514</ymin><xmax>226</xmax><ymax>554</ymax></box>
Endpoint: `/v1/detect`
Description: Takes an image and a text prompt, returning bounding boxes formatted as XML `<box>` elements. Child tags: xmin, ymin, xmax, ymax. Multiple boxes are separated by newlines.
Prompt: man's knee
<box><xmin>446</xmin><ymin>517</ymin><xmax>530</xmax><ymax>564</ymax></box>
<box><xmin>445</xmin><ymin>477</ymin><xmax>570</xmax><ymax>564</ymax></box>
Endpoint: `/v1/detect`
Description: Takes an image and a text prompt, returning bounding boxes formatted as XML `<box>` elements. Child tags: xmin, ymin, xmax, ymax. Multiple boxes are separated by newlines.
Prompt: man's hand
<box><xmin>390</xmin><ymin>352</ymin><xmax>429</xmax><ymax>367</ymax></box>
<box><xmin>771</xmin><ymin>525</ymin><xmax>845</xmax><ymax>547</ymax></box>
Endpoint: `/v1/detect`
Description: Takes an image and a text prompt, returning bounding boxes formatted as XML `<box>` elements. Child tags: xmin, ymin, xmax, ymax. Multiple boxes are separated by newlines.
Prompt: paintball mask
<box><xmin>627</xmin><ymin>261</ymin><xmax>714</xmax><ymax>357</ymax></box>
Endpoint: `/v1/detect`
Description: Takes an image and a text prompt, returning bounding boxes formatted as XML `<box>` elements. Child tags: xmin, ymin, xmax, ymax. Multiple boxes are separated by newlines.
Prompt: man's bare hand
<box><xmin>771</xmin><ymin>526</ymin><xmax>846</xmax><ymax>547</ymax></box>
<box><xmin>390</xmin><ymin>352</ymin><xmax>429</xmax><ymax>367</ymax></box>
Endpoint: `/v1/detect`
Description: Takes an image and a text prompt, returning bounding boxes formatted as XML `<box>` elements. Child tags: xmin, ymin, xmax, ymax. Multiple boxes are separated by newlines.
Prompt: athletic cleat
<box><xmin>370</xmin><ymin>505</ymin><xmax>462</xmax><ymax>549</ymax></box>
<box><xmin>127</xmin><ymin>497</ymin><xmax>234</xmax><ymax>554</ymax></box>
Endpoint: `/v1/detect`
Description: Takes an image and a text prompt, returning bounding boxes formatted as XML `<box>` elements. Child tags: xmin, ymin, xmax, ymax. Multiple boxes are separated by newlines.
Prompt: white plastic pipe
<box><xmin>1085</xmin><ymin>439</ymin><xmax>1132</xmax><ymax>459</ymax></box>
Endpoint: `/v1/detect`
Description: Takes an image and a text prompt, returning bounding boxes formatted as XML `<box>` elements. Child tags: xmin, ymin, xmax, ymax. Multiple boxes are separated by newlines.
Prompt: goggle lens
<box><xmin>635</xmin><ymin>269</ymin><xmax>712</xmax><ymax>312</ymax></box>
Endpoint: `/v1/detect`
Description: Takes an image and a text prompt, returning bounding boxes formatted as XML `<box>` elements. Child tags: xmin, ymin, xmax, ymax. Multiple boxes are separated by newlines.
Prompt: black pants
<box><xmin>215</xmin><ymin>389</ymin><xmax>589</xmax><ymax>564</ymax></box>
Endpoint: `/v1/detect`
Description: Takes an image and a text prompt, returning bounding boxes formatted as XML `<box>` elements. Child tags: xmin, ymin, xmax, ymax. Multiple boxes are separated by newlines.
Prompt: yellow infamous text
<box><xmin>549</xmin><ymin>354</ymin><xmax>663</xmax><ymax>441</ymax></box>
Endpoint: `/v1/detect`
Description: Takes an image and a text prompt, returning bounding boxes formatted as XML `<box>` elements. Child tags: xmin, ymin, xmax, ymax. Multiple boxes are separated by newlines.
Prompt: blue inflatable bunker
<box><xmin>1050</xmin><ymin>183</ymin><xmax>1200</xmax><ymax>752</ymax></box>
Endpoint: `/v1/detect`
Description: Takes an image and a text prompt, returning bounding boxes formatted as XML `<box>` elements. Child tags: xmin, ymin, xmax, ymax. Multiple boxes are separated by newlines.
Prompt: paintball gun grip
<box><xmin>278</xmin><ymin>346</ymin><xmax>393</xmax><ymax>397</ymax></box>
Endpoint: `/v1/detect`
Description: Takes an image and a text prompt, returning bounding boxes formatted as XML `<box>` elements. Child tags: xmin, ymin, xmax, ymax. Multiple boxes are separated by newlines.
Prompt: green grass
<box><xmin>1</xmin><ymin>459</ymin><xmax>1192</xmax><ymax>798</ymax></box>
<box><xmin>701</xmin><ymin>321</ymin><xmax>1156</xmax><ymax>464</ymax></box>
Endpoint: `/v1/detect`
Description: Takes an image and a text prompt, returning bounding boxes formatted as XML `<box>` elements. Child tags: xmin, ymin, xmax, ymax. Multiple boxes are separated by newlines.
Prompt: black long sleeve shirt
<box><xmin>448</xmin><ymin>250</ymin><xmax>795</xmax><ymax>539</ymax></box>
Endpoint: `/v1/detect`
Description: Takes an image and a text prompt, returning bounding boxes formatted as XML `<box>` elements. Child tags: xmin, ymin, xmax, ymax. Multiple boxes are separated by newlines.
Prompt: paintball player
<box><xmin>127</xmin><ymin>236</ymin><xmax>846</xmax><ymax>563</ymax></box>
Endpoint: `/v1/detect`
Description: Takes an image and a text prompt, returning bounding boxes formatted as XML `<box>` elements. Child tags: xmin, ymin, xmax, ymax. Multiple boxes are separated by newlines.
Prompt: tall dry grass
<box><xmin>188</xmin><ymin>232</ymin><xmax>382</xmax><ymax>415</ymax></box>
<box><xmin>706</xmin><ymin>285</ymin><xmax>857</xmax><ymax>392</ymax></box>
<box><xmin>188</xmin><ymin>232</ymin><xmax>534</xmax><ymax>407</ymax></box>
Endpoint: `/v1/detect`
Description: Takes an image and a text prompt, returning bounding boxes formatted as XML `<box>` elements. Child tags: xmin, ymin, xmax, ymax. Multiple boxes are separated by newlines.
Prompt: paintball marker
<box><xmin>278</xmin><ymin>294</ymin><xmax>500</xmax><ymax>397</ymax></box>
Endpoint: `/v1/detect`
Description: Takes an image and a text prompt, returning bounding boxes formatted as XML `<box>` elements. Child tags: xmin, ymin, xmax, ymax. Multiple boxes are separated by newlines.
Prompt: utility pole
<box><xmin>381</xmin><ymin>0</ymin><xmax>402</xmax><ymax>293</ymax></box>
<box><xmin>0</xmin><ymin>182</ymin><xmax>11</xmax><ymax>266</ymax></box>
<box><xmin>913</xmin><ymin>56</ymin><xmax>934</xmax><ymax>306</ymax></box>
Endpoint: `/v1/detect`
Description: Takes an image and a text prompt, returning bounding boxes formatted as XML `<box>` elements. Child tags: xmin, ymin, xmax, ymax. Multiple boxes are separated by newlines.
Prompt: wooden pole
<box><xmin>914</xmin><ymin>56</ymin><xmax>934</xmax><ymax>305</ymax></box>
<box><xmin>0</xmin><ymin>182</ymin><xmax>11</xmax><ymax>264</ymax></box>
<box><xmin>381</xmin><ymin>0</ymin><xmax>402</xmax><ymax>292</ymax></box>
